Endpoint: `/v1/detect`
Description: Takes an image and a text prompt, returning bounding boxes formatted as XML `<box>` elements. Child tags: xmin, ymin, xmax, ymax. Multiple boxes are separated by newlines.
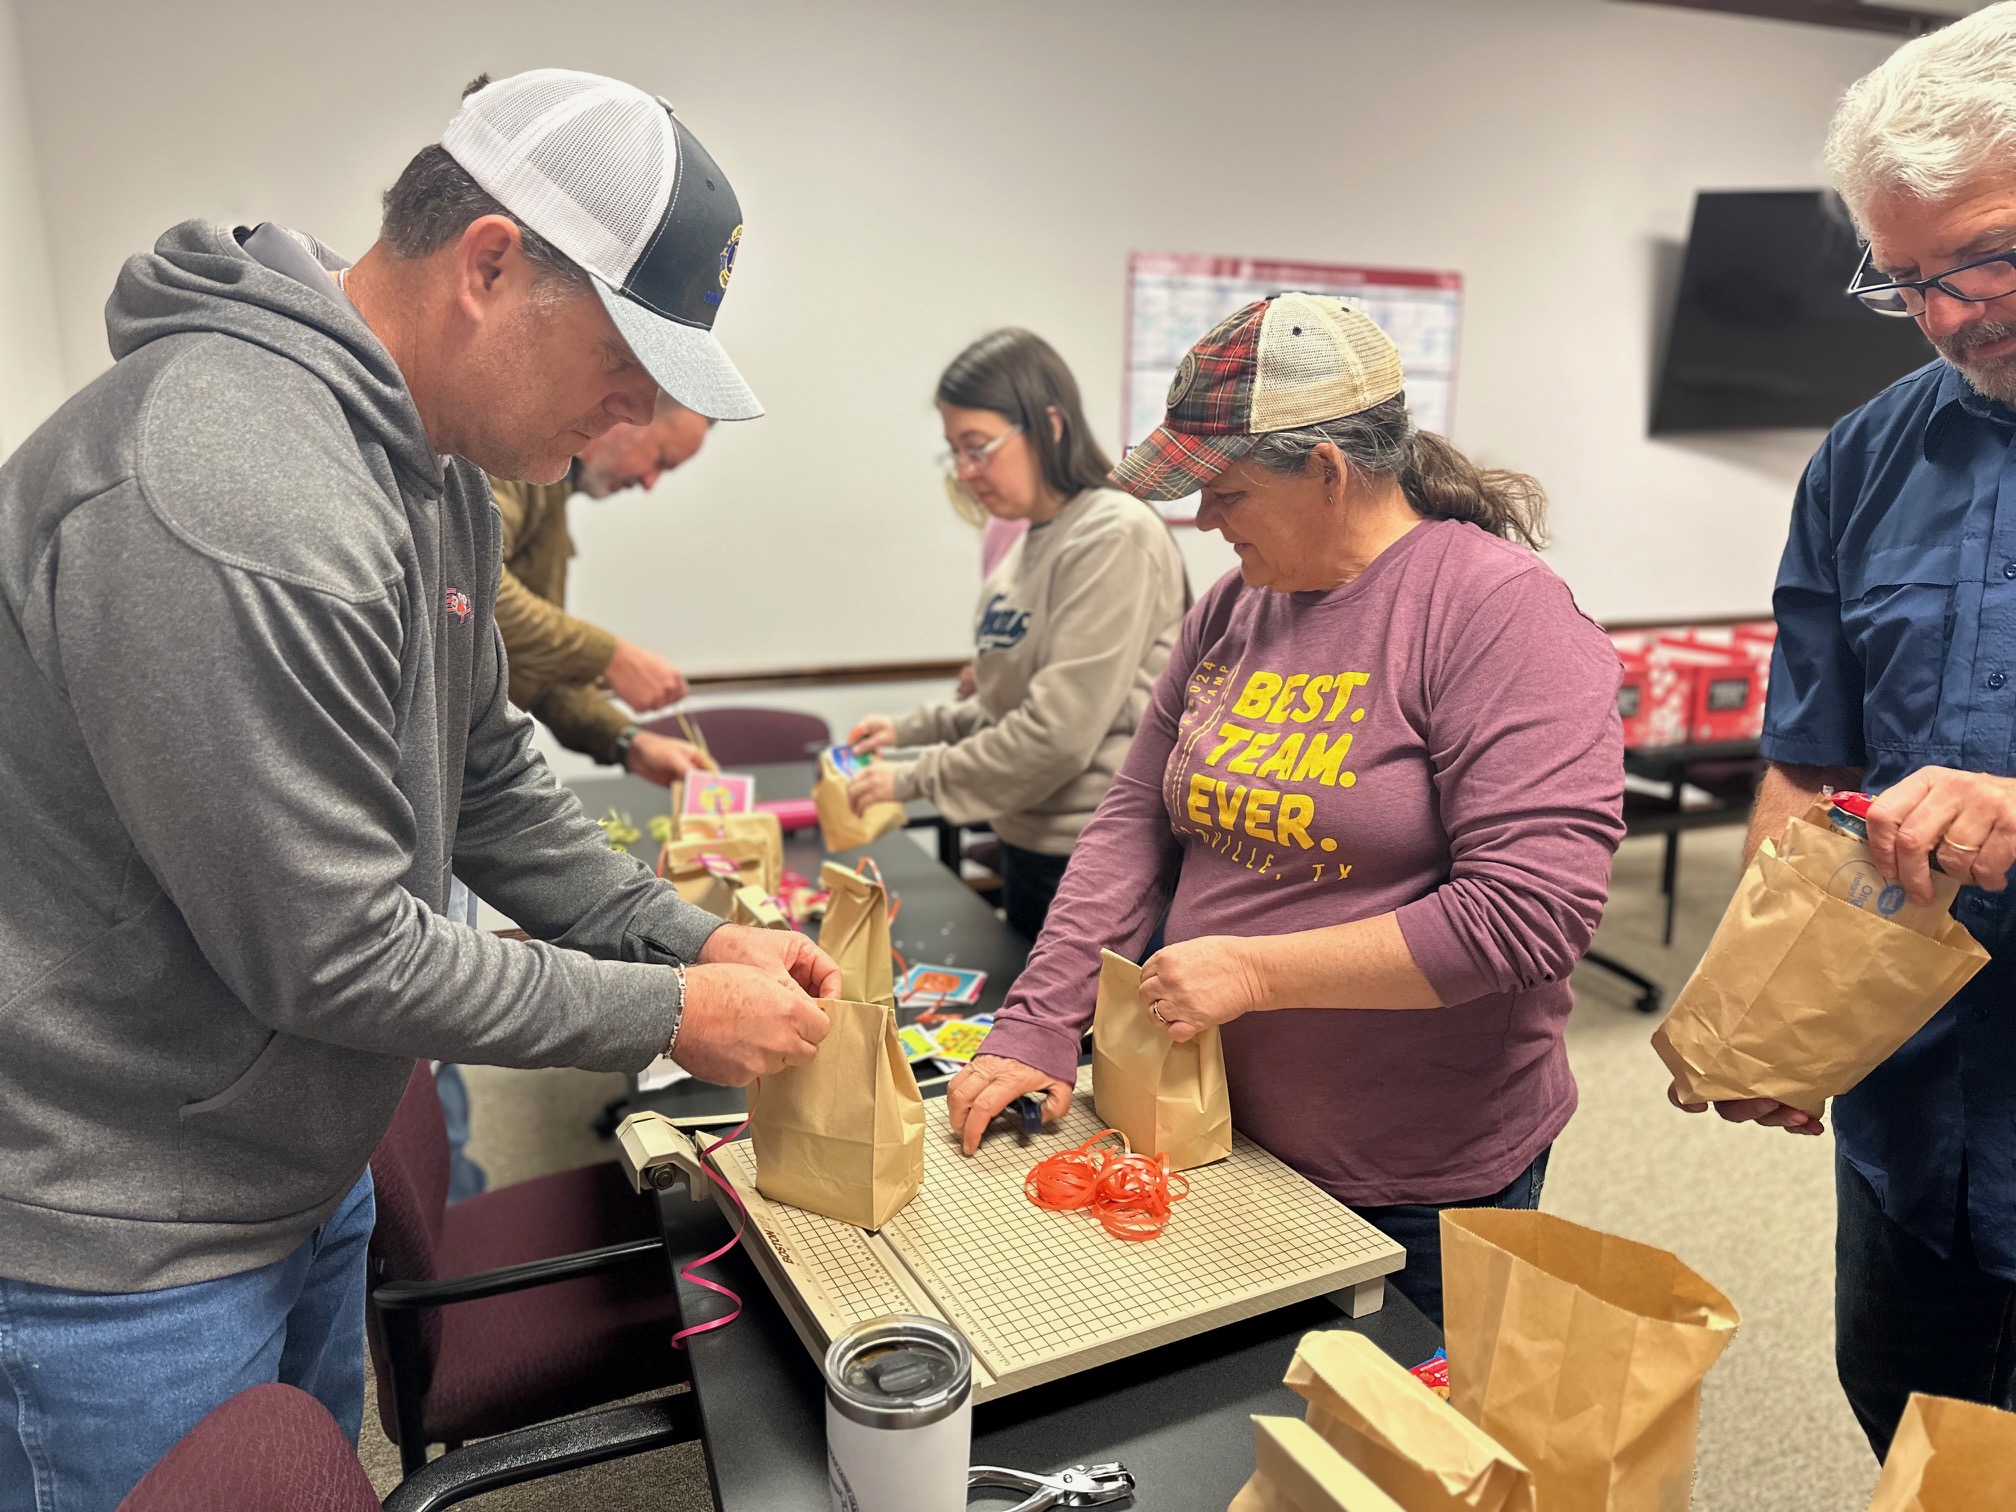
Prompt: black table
<box><xmin>655</xmin><ymin>1133</ymin><xmax>1439</xmax><ymax>1512</ymax></box>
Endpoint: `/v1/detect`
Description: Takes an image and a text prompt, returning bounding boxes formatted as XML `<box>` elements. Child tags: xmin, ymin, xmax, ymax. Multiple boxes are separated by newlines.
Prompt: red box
<box><xmin>1651</xmin><ymin>635</ymin><xmax>1766</xmax><ymax>742</ymax></box>
<box><xmin>1612</xmin><ymin>634</ymin><xmax>1695</xmax><ymax>749</ymax></box>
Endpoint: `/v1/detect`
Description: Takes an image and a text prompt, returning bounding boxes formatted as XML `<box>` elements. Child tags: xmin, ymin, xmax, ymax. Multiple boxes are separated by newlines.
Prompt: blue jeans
<box><xmin>1836</xmin><ymin>1149</ymin><xmax>2016</xmax><ymax>1459</ymax></box>
<box><xmin>1353</xmin><ymin>1148</ymin><xmax>1551</xmax><ymax>1328</ymax></box>
<box><xmin>998</xmin><ymin>841</ymin><xmax>1070</xmax><ymax>942</ymax></box>
<box><xmin>0</xmin><ymin>1169</ymin><xmax>375</xmax><ymax>1512</ymax></box>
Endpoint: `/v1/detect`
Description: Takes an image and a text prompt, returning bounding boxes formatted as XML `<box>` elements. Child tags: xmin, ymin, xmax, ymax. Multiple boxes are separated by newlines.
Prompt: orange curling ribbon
<box><xmin>1025</xmin><ymin>1129</ymin><xmax>1189</xmax><ymax>1242</ymax></box>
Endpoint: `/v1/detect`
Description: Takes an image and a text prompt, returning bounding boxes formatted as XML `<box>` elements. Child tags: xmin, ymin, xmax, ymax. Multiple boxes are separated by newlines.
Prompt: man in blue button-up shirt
<box><xmin>1669</xmin><ymin>7</ymin><xmax>2016</xmax><ymax>1458</ymax></box>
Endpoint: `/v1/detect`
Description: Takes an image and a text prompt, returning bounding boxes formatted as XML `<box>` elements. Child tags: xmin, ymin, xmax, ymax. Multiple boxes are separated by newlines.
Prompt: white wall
<box><xmin>0</xmin><ymin>0</ymin><xmax>63</xmax><ymax>454</ymax></box>
<box><xmin>12</xmin><ymin>0</ymin><xmax>1898</xmax><ymax>671</ymax></box>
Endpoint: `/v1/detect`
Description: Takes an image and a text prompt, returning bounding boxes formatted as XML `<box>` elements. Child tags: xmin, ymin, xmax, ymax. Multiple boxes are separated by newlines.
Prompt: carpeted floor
<box><xmin>358</xmin><ymin>828</ymin><xmax>1882</xmax><ymax>1510</ymax></box>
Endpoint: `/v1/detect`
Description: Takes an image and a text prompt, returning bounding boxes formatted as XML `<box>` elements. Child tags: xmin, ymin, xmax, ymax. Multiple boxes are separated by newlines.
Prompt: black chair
<box><xmin>644</xmin><ymin>705</ymin><xmax>830</xmax><ymax>766</ymax></box>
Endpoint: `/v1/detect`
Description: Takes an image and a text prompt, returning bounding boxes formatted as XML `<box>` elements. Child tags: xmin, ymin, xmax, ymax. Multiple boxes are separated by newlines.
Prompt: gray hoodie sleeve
<box><xmin>52</xmin><ymin>487</ymin><xmax>700</xmax><ymax>1074</ymax></box>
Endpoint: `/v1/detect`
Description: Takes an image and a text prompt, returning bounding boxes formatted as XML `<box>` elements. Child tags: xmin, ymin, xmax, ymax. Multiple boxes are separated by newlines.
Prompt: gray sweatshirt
<box><xmin>890</xmin><ymin>488</ymin><xmax>1186</xmax><ymax>854</ymax></box>
<box><xmin>0</xmin><ymin>221</ymin><xmax>721</xmax><ymax>1293</ymax></box>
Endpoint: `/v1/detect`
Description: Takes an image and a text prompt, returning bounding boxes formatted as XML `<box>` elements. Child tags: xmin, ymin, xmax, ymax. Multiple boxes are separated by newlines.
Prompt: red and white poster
<box><xmin>1124</xmin><ymin>252</ymin><xmax>1463</xmax><ymax>522</ymax></box>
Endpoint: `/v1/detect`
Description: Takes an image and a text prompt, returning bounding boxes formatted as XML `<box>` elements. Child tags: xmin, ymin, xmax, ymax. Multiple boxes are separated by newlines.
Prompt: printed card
<box><xmin>928</xmin><ymin>1015</ymin><xmax>994</xmax><ymax>1064</ymax></box>
<box><xmin>897</xmin><ymin>1025</ymin><xmax>940</xmax><ymax>1063</ymax></box>
<box><xmin>681</xmin><ymin>772</ymin><xmax>756</xmax><ymax>818</ymax></box>
<box><xmin>896</xmin><ymin>964</ymin><xmax>987</xmax><ymax>1008</ymax></box>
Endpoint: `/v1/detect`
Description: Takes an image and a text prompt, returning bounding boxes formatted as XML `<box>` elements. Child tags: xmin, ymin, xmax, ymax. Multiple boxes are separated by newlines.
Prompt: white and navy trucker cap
<box><xmin>442</xmin><ymin>69</ymin><xmax>760</xmax><ymax>420</ymax></box>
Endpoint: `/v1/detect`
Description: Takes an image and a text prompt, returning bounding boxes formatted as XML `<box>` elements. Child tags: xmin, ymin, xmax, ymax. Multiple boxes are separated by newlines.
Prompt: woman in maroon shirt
<box><xmin>947</xmin><ymin>295</ymin><xmax>1625</xmax><ymax>1323</ymax></box>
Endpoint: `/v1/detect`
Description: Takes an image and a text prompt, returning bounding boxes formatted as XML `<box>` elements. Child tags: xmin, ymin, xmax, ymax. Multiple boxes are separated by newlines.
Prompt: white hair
<box><xmin>1825</xmin><ymin>1</ymin><xmax>2016</xmax><ymax>229</ymax></box>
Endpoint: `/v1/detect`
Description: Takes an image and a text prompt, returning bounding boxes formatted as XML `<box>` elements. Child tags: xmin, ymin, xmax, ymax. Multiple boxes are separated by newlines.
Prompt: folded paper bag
<box><xmin>750</xmin><ymin>998</ymin><xmax>924</xmax><ymax>1230</ymax></box>
<box><xmin>1229</xmin><ymin>1417</ymin><xmax>1408</xmax><ymax>1512</ymax></box>
<box><xmin>1865</xmin><ymin>1393</ymin><xmax>2016</xmax><ymax>1511</ymax></box>
<box><xmin>817</xmin><ymin>860</ymin><xmax>895</xmax><ymax>1008</ymax></box>
<box><xmin>1285</xmin><ymin>1332</ymin><xmax>1533</xmax><ymax>1512</ymax></box>
<box><xmin>1441</xmin><ymin>1209</ymin><xmax>1738</xmax><ymax>1512</ymax></box>
<box><xmin>661</xmin><ymin>840</ymin><xmax>767</xmax><ymax>919</ymax></box>
<box><xmin>679</xmin><ymin>810</ymin><xmax>783</xmax><ymax>895</ymax></box>
<box><xmin>730</xmin><ymin>885</ymin><xmax>790</xmax><ymax>932</ymax></box>
<box><xmin>1652</xmin><ymin>804</ymin><xmax>1988</xmax><ymax>1118</ymax></box>
<box><xmin>1091</xmin><ymin>948</ymin><xmax>1231</xmax><ymax>1172</ymax></box>
<box><xmin>814</xmin><ymin>749</ymin><xmax>905</xmax><ymax>853</ymax></box>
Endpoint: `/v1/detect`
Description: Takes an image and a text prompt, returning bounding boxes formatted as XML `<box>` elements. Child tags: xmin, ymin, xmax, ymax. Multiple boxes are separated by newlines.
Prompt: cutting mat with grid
<box><xmin>708</xmin><ymin>1069</ymin><xmax>1403</xmax><ymax>1401</ymax></box>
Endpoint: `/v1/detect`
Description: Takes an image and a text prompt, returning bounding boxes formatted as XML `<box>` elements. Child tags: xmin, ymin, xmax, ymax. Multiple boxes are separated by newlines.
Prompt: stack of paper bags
<box><xmin>1866</xmin><ymin>1393</ymin><xmax>2016</xmax><ymax>1510</ymax></box>
<box><xmin>818</xmin><ymin>860</ymin><xmax>894</xmax><ymax>1007</ymax></box>
<box><xmin>679</xmin><ymin>810</ymin><xmax>783</xmax><ymax>896</ymax></box>
<box><xmin>750</xmin><ymin>998</ymin><xmax>924</xmax><ymax>1229</ymax></box>
<box><xmin>813</xmin><ymin>748</ymin><xmax>905</xmax><ymax>853</ymax></box>
<box><xmin>1229</xmin><ymin>1331</ymin><xmax>1533</xmax><ymax>1511</ymax></box>
<box><xmin>1441</xmin><ymin>1209</ymin><xmax>1738</xmax><ymax>1510</ymax></box>
<box><xmin>1652</xmin><ymin>800</ymin><xmax>1988</xmax><ymax>1116</ymax></box>
<box><xmin>1092</xmin><ymin>949</ymin><xmax>1230</xmax><ymax>1171</ymax></box>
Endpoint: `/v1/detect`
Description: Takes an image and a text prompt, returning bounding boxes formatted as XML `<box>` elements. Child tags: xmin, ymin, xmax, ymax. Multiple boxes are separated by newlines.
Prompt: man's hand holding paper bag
<box><xmin>1653</xmin><ymin>799</ymin><xmax>1989</xmax><ymax>1121</ymax></box>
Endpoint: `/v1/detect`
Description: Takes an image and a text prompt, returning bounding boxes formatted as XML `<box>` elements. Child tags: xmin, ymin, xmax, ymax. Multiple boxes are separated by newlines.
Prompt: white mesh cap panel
<box><xmin>441</xmin><ymin>70</ymin><xmax>678</xmax><ymax>286</ymax></box>
<box><xmin>1249</xmin><ymin>293</ymin><xmax>1405</xmax><ymax>432</ymax></box>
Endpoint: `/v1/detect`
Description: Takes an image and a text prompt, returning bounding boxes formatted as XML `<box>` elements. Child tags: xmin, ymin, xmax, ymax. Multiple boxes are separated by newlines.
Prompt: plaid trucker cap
<box><xmin>443</xmin><ymin>70</ymin><xmax>760</xmax><ymax>421</ymax></box>
<box><xmin>1112</xmin><ymin>292</ymin><xmax>1405</xmax><ymax>501</ymax></box>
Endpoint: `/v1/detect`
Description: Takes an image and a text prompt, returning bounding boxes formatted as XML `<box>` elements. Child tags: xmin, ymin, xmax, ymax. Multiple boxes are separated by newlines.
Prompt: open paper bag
<box><xmin>814</xmin><ymin>749</ymin><xmax>905</xmax><ymax>853</ymax></box>
<box><xmin>817</xmin><ymin>860</ymin><xmax>894</xmax><ymax>1007</ymax></box>
<box><xmin>730</xmin><ymin>884</ymin><xmax>790</xmax><ymax>931</ymax></box>
<box><xmin>1091</xmin><ymin>948</ymin><xmax>1231</xmax><ymax>1172</ymax></box>
<box><xmin>1866</xmin><ymin>1393</ymin><xmax>2016</xmax><ymax>1511</ymax></box>
<box><xmin>750</xmin><ymin>997</ymin><xmax>924</xmax><ymax>1229</ymax></box>
<box><xmin>679</xmin><ymin>810</ymin><xmax>783</xmax><ymax>895</ymax></box>
<box><xmin>661</xmin><ymin>840</ymin><xmax>767</xmax><ymax>918</ymax></box>
<box><xmin>1441</xmin><ymin>1209</ymin><xmax>1738</xmax><ymax>1512</ymax></box>
<box><xmin>1284</xmin><ymin>1332</ymin><xmax>1533</xmax><ymax>1512</ymax></box>
<box><xmin>1652</xmin><ymin>801</ymin><xmax>1989</xmax><ymax>1117</ymax></box>
<box><xmin>1229</xmin><ymin>1417</ymin><xmax>1407</xmax><ymax>1512</ymax></box>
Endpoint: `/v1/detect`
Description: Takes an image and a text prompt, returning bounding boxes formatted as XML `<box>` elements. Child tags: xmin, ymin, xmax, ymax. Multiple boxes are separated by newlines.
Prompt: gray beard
<box><xmin>1936</xmin><ymin>320</ymin><xmax>2016</xmax><ymax>409</ymax></box>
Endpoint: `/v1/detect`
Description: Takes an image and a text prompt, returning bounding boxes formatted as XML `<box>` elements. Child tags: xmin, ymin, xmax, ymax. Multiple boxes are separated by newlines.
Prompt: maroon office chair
<box><xmin>366</xmin><ymin>1064</ymin><xmax>693</xmax><ymax>1476</ymax></box>
<box><xmin>118</xmin><ymin>1384</ymin><xmax>378</xmax><ymax>1512</ymax></box>
<box><xmin>644</xmin><ymin>705</ymin><xmax>831</xmax><ymax>765</ymax></box>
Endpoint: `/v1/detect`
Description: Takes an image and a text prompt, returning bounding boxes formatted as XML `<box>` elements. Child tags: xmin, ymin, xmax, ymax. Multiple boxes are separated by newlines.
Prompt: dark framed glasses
<box><xmin>1847</xmin><ymin>244</ymin><xmax>2016</xmax><ymax>317</ymax></box>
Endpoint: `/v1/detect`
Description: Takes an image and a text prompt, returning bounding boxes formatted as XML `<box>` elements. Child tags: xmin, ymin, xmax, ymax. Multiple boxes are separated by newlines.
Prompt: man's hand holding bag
<box><xmin>1652</xmin><ymin>800</ymin><xmax>1989</xmax><ymax>1117</ymax></box>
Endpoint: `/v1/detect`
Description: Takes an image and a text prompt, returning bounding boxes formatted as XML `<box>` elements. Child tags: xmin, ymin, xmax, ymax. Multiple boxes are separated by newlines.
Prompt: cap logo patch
<box><xmin>718</xmin><ymin>225</ymin><xmax>742</xmax><ymax>292</ymax></box>
<box><xmin>1166</xmin><ymin>351</ymin><xmax>1198</xmax><ymax>411</ymax></box>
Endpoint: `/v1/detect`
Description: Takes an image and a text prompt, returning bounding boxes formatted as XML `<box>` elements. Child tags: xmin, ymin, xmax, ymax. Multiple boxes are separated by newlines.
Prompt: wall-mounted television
<box><xmin>1650</xmin><ymin>190</ymin><xmax>1935</xmax><ymax>434</ymax></box>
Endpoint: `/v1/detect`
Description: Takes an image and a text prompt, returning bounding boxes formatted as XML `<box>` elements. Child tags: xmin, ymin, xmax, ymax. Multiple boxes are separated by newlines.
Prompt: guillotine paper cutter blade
<box><xmin>701</xmin><ymin>1069</ymin><xmax>1404</xmax><ymax>1402</ymax></box>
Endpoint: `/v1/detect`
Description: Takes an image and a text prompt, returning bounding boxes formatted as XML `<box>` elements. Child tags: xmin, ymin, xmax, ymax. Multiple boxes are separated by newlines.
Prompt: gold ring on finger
<box><xmin>1149</xmin><ymin>1003</ymin><xmax>1168</xmax><ymax>1024</ymax></box>
<box><xmin>1945</xmin><ymin>839</ymin><xmax>1983</xmax><ymax>853</ymax></box>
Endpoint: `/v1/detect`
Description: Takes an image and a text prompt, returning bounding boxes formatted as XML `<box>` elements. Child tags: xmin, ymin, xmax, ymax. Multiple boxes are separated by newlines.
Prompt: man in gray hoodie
<box><xmin>0</xmin><ymin>70</ymin><xmax>833</xmax><ymax>1509</ymax></box>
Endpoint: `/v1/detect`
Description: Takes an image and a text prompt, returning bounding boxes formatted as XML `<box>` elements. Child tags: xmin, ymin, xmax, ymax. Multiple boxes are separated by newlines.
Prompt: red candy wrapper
<box><xmin>1410</xmin><ymin>1348</ymin><xmax>1451</xmax><ymax>1399</ymax></box>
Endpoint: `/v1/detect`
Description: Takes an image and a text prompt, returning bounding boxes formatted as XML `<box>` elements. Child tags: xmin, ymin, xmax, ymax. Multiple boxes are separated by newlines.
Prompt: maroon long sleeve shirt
<box><xmin>980</xmin><ymin>519</ymin><xmax>1626</xmax><ymax>1205</ymax></box>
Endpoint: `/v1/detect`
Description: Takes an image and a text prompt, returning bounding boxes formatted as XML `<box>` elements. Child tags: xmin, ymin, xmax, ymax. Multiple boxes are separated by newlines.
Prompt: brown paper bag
<box><xmin>817</xmin><ymin>860</ymin><xmax>894</xmax><ymax>1007</ymax></box>
<box><xmin>730</xmin><ymin>884</ymin><xmax>790</xmax><ymax>931</ymax></box>
<box><xmin>1441</xmin><ymin>1209</ymin><xmax>1739</xmax><ymax>1512</ymax></box>
<box><xmin>814</xmin><ymin>748</ymin><xmax>905</xmax><ymax>853</ymax></box>
<box><xmin>1652</xmin><ymin>803</ymin><xmax>1989</xmax><ymax>1117</ymax></box>
<box><xmin>1091</xmin><ymin>948</ymin><xmax>1231</xmax><ymax>1171</ymax></box>
<box><xmin>679</xmin><ymin>811</ymin><xmax>783</xmax><ymax>895</ymax></box>
<box><xmin>1284</xmin><ymin>1332</ymin><xmax>1534</xmax><ymax>1512</ymax></box>
<box><xmin>750</xmin><ymin>998</ymin><xmax>924</xmax><ymax>1229</ymax></box>
<box><xmin>1866</xmin><ymin>1393</ymin><xmax>2016</xmax><ymax>1511</ymax></box>
<box><xmin>661</xmin><ymin>840</ymin><xmax>768</xmax><ymax>918</ymax></box>
<box><xmin>1229</xmin><ymin>1417</ymin><xmax>1409</xmax><ymax>1512</ymax></box>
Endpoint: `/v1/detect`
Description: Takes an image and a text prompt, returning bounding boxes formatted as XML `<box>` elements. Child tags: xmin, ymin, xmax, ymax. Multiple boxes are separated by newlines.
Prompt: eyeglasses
<box><xmin>1847</xmin><ymin>244</ymin><xmax>2016</xmax><ymax>317</ymax></box>
<box><xmin>937</xmin><ymin>425</ymin><xmax>1022</xmax><ymax>477</ymax></box>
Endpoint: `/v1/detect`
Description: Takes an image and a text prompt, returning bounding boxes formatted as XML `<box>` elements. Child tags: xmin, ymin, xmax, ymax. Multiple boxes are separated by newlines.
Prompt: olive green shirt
<box><xmin>487</xmin><ymin>475</ymin><xmax>630</xmax><ymax>763</ymax></box>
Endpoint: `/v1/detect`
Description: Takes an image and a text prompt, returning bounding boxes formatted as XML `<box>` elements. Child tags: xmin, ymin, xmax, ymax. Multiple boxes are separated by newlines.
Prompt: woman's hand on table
<box><xmin>847</xmin><ymin>765</ymin><xmax>900</xmax><ymax>815</ymax></box>
<box><xmin>1139</xmin><ymin>936</ymin><xmax>1272</xmax><ymax>1043</ymax></box>
<box><xmin>848</xmin><ymin>716</ymin><xmax>897</xmax><ymax>754</ymax></box>
<box><xmin>946</xmin><ymin>1054</ymin><xmax>1075</xmax><ymax>1156</ymax></box>
<box><xmin>697</xmin><ymin>923</ymin><xmax>842</xmax><ymax>1001</ymax></box>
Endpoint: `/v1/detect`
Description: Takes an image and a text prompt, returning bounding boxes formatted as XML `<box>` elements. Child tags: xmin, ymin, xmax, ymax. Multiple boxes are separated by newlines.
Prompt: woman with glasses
<box><xmin>945</xmin><ymin>297</ymin><xmax>1626</xmax><ymax>1325</ymax></box>
<box><xmin>847</xmin><ymin>329</ymin><xmax>1187</xmax><ymax>939</ymax></box>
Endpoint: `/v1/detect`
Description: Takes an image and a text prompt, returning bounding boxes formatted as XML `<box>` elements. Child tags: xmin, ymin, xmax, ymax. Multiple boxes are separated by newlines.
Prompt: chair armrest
<box><xmin>381</xmin><ymin>1392</ymin><xmax>699</xmax><ymax>1512</ymax></box>
<box><xmin>373</xmin><ymin>1236</ymin><xmax>663</xmax><ymax>1311</ymax></box>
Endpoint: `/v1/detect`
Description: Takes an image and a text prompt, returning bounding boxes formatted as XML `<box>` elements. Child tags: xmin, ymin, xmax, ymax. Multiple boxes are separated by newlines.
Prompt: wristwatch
<box><xmin>611</xmin><ymin>723</ymin><xmax>642</xmax><ymax>769</ymax></box>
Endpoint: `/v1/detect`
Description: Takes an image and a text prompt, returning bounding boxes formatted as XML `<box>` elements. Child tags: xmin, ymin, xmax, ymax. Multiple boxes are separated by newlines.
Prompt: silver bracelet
<box><xmin>663</xmin><ymin>960</ymin><xmax>688</xmax><ymax>1059</ymax></box>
